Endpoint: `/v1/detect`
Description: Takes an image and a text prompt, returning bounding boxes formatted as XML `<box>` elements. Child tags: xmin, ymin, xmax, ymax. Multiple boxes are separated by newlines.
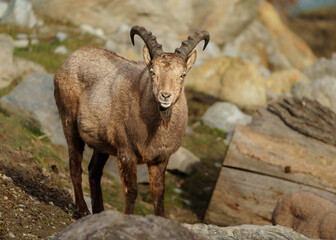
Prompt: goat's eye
<box><xmin>149</xmin><ymin>68</ymin><xmax>155</xmax><ymax>76</ymax></box>
<box><xmin>180</xmin><ymin>73</ymin><xmax>186</xmax><ymax>80</ymax></box>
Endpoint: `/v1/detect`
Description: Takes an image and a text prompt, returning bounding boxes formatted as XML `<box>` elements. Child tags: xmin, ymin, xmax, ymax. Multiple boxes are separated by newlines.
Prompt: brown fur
<box><xmin>54</xmin><ymin>35</ymin><xmax>200</xmax><ymax>217</ymax></box>
<box><xmin>272</xmin><ymin>191</ymin><xmax>336</xmax><ymax>240</ymax></box>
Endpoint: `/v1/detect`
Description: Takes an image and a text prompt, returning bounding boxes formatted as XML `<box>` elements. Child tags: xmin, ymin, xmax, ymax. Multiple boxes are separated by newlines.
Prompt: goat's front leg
<box><xmin>117</xmin><ymin>152</ymin><xmax>138</xmax><ymax>214</ymax></box>
<box><xmin>148</xmin><ymin>159</ymin><xmax>168</xmax><ymax>217</ymax></box>
<box><xmin>88</xmin><ymin>150</ymin><xmax>109</xmax><ymax>214</ymax></box>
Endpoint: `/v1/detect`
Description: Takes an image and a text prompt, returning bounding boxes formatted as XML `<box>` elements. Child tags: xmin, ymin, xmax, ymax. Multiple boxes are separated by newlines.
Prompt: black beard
<box><xmin>159</xmin><ymin>106</ymin><xmax>172</xmax><ymax>129</ymax></box>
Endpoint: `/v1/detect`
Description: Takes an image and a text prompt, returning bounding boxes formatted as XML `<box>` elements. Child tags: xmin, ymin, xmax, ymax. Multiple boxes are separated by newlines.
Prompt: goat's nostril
<box><xmin>161</xmin><ymin>93</ymin><xmax>171</xmax><ymax>99</ymax></box>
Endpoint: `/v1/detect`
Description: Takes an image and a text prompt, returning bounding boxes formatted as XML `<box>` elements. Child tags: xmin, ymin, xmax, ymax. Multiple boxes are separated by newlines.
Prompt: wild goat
<box><xmin>54</xmin><ymin>26</ymin><xmax>209</xmax><ymax>217</ymax></box>
<box><xmin>272</xmin><ymin>191</ymin><xmax>336</xmax><ymax>240</ymax></box>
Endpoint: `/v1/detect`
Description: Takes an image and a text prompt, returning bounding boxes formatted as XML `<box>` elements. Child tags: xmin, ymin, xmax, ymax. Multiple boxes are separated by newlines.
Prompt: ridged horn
<box><xmin>130</xmin><ymin>26</ymin><xmax>164</xmax><ymax>59</ymax></box>
<box><xmin>175</xmin><ymin>30</ymin><xmax>210</xmax><ymax>60</ymax></box>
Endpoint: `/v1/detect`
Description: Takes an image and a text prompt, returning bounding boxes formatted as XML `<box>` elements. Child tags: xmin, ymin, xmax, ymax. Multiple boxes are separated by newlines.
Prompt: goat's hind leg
<box><xmin>64</xmin><ymin>121</ymin><xmax>89</xmax><ymax>217</ymax></box>
<box><xmin>88</xmin><ymin>149</ymin><xmax>109</xmax><ymax>214</ymax></box>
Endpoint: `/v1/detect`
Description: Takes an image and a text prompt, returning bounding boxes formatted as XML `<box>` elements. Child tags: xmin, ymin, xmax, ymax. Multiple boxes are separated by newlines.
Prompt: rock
<box><xmin>31</xmin><ymin>39</ymin><xmax>39</xmax><ymax>45</ymax></box>
<box><xmin>12</xmin><ymin>57</ymin><xmax>46</xmax><ymax>77</ymax></box>
<box><xmin>291</xmin><ymin>77</ymin><xmax>336</xmax><ymax>113</ymax></box>
<box><xmin>79</xmin><ymin>24</ymin><xmax>106</xmax><ymax>39</ymax></box>
<box><xmin>272</xmin><ymin>191</ymin><xmax>336</xmax><ymax>240</ymax></box>
<box><xmin>55</xmin><ymin>32</ymin><xmax>68</xmax><ymax>42</ymax></box>
<box><xmin>32</xmin><ymin>0</ymin><xmax>193</xmax><ymax>50</ymax></box>
<box><xmin>0</xmin><ymin>1</ymin><xmax>8</xmax><ymax>18</ymax></box>
<box><xmin>224</xmin><ymin>2</ymin><xmax>316</xmax><ymax>71</ymax></box>
<box><xmin>13</xmin><ymin>39</ymin><xmax>29</xmax><ymax>48</ymax></box>
<box><xmin>52</xmin><ymin>210</ymin><xmax>205</xmax><ymax>240</ymax></box>
<box><xmin>186</xmin><ymin>56</ymin><xmax>266</xmax><ymax>108</ymax></box>
<box><xmin>1</xmin><ymin>0</ymin><xmax>38</xmax><ymax>28</ymax></box>
<box><xmin>205</xmin><ymin>97</ymin><xmax>336</xmax><ymax>226</ymax></box>
<box><xmin>0</xmin><ymin>34</ymin><xmax>45</xmax><ymax>89</ymax></box>
<box><xmin>0</xmin><ymin>34</ymin><xmax>14</xmax><ymax>65</ymax></box>
<box><xmin>83</xmin><ymin>147</ymin><xmax>150</xmax><ymax>183</ymax></box>
<box><xmin>0</xmin><ymin>73</ymin><xmax>66</xmax><ymax>146</ymax></box>
<box><xmin>100</xmin><ymin>146</ymin><xmax>199</xmax><ymax>182</ymax></box>
<box><xmin>304</xmin><ymin>53</ymin><xmax>336</xmax><ymax>80</ymax></box>
<box><xmin>16</xmin><ymin>33</ymin><xmax>27</xmax><ymax>39</ymax></box>
<box><xmin>167</xmin><ymin>147</ymin><xmax>200</xmax><ymax>175</ymax></box>
<box><xmin>103</xmin><ymin>156</ymin><xmax>150</xmax><ymax>183</ymax></box>
<box><xmin>54</xmin><ymin>45</ymin><xmax>69</xmax><ymax>55</ymax></box>
<box><xmin>184</xmin><ymin>224</ymin><xmax>312</xmax><ymax>240</ymax></box>
<box><xmin>191</xmin><ymin>0</ymin><xmax>262</xmax><ymax>47</ymax></box>
<box><xmin>202</xmin><ymin>102</ymin><xmax>252</xmax><ymax>133</ymax></box>
<box><xmin>0</xmin><ymin>34</ymin><xmax>16</xmax><ymax>88</ymax></box>
<box><xmin>265</xmin><ymin>69</ymin><xmax>310</xmax><ymax>99</ymax></box>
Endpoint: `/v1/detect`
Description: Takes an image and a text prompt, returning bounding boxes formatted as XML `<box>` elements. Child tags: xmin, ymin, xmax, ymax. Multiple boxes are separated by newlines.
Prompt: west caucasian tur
<box><xmin>54</xmin><ymin>26</ymin><xmax>209</xmax><ymax>217</ymax></box>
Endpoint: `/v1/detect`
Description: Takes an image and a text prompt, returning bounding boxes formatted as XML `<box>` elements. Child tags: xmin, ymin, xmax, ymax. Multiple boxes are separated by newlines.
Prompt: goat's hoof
<box><xmin>73</xmin><ymin>208</ymin><xmax>91</xmax><ymax>219</ymax></box>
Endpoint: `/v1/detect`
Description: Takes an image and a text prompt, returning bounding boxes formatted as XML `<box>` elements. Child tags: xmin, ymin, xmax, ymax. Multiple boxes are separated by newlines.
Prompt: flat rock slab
<box><xmin>205</xmin><ymin>97</ymin><xmax>336</xmax><ymax>226</ymax></box>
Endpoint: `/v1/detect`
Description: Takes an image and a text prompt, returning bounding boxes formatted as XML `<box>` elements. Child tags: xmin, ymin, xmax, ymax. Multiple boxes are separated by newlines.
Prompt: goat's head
<box><xmin>130</xmin><ymin>26</ymin><xmax>209</xmax><ymax>126</ymax></box>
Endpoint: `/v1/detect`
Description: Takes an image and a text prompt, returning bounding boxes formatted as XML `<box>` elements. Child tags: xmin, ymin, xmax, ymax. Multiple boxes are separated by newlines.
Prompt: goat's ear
<box><xmin>143</xmin><ymin>45</ymin><xmax>151</xmax><ymax>66</ymax></box>
<box><xmin>186</xmin><ymin>50</ymin><xmax>197</xmax><ymax>73</ymax></box>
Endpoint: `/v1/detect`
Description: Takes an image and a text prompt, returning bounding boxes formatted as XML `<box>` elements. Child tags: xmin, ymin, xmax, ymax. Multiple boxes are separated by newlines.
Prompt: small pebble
<box><xmin>214</xmin><ymin>162</ymin><xmax>222</xmax><ymax>168</ymax></box>
<box><xmin>183</xmin><ymin>199</ymin><xmax>191</xmax><ymax>206</ymax></box>
<box><xmin>8</xmin><ymin>232</ymin><xmax>15</xmax><ymax>238</ymax></box>
<box><xmin>173</xmin><ymin>188</ymin><xmax>182</xmax><ymax>194</ymax></box>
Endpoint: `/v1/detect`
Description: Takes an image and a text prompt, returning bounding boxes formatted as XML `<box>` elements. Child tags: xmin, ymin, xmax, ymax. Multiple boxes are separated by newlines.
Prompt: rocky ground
<box><xmin>0</xmin><ymin>113</ymin><xmax>75</xmax><ymax>239</ymax></box>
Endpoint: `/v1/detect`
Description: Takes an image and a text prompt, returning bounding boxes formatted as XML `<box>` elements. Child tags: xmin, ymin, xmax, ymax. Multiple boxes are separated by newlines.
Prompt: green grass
<box><xmin>34</xmin><ymin>155</ymin><xmax>49</xmax><ymax>170</ymax></box>
<box><xmin>0</xmin><ymin>24</ymin><xmax>104</xmax><ymax>73</ymax></box>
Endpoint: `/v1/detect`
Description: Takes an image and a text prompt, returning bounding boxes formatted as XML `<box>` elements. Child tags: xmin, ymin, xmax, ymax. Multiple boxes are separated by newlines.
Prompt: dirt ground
<box><xmin>0</xmin><ymin>144</ymin><xmax>75</xmax><ymax>239</ymax></box>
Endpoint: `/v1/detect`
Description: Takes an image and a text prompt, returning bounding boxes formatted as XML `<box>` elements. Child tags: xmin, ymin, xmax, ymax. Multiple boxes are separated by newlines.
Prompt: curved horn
<box><xmin>130</xmin><ymin>26</ymin><xmax>164</xmax><ymax>59</ymax></box>
<box><xmin>175</xmin><ymin>30</ymin><xmax>210</xmax><ymax>60</ymax></box>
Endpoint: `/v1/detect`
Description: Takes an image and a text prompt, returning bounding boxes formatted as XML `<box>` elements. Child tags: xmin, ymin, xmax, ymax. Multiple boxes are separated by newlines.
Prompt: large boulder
<box><xmin>223</xmin><ymin>2</ymin><xmax>316</xmax><ymax>71</ymax></box>
<box><xmin>52</xmin><ymin>210</ymin><xmax>205</xmax><ymax>240</ymax></box>
<box><xmin>291</xmin><ymin>77</ymin><xmax>336</xmax><ymax>113</ymax></box>
<box><xmin>205</xmin><ymin>97</ymin><xmax>336</xmax><ymax>226</ymax></box>
<box><xmin>167</xmin><ymin>146</ymin><xmax>200</xmax><ymax>175</ymax></box>
<box><xmin>265</xmin><ymin>69</ymin><xmax>310</xmax><ymax>99</ymax></box>
<box><xmin>202</xmin><ymin>102</ymin><xmax>252</xmax><ymax>133</ymax></box>
<box><xmin>186</xmin><ymin>56</ymin><xmax>266</xmax><ymax>108</ymax></box>
<box><xmin>191</xmin><ymin>0</ymin><xmax>262</xmax><ymax>46</ymax></box>
<box><xmin>0</xmin><ymin>73</ymin><xmax>66</xmax><ymax>146</ymax></box>
<box><xmin>304</xmin><ymin>53</ymin><xmax>336</xmax><ymax>80</ymax></box>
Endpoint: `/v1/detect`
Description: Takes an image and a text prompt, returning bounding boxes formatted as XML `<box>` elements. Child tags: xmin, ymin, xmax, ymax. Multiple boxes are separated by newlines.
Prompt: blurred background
<box><xmin>0</xmin><ymin>0</ymin><xmax>335</xmax><ymax>239</ymax></box>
